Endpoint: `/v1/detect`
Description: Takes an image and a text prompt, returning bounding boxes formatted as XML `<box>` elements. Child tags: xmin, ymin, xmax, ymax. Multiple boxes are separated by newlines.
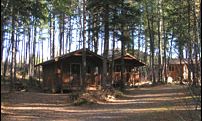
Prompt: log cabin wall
<box><xmin>42</xmin><ymin>63</ymin><xmax>57</xmax><ymax>92</ymax></box>
<box><xmin>39</xmin><ymin>50</ymin><xmax>146</xmax><ymax>92</ymax></box>
<box><xmin>86</xmin><ymin>56</ymin><xmax>102</xmax><ymax>87</ymax></box>
<box><xmin>40</xmin><ymin>50</ymin><xmax>103</xmax><ymax>92</ymax></box>
<box><xmin>112</xmin><ymin>67</ymin><xmax>140</xmax><ymax>86</ymax></box>
<box><xmin>111</xmin><ymin>54</ymin><xmax>145</xmax><ymax>87</ymax></box>
<box><xmin>168</xmin><ymin>64</ymin><xmax>188</xmax><ymax>81</ymax></box>
<box><xmin>61</xmin><ymin>56</ymin><xmax>81</xmax><ymax>90</ymax></box>
<box><xmin>111</xmin><ymin>66</ymin><xmax>141</xmax><ymax>87</ymax></box>
<box><xmin>60</xmin><ymin>56</ymin><xmax>102</xmax><ymax>90</ymax></box>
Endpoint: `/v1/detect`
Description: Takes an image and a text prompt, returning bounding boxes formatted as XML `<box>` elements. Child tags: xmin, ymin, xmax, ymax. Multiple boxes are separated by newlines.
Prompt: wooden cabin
<box><xmin>167</xmin><ymin>59</ymin><xmax>198</xmax><ymax>81</ymax></box>
<box><xmin>110</xmin><ymin>53</ymin><xmax>145</xmax><ymax>87</ymax></box>
<box><xmin>36</xmin><ymin>49</ymin><xmax>103</xmax><ymax>93</ymax></box>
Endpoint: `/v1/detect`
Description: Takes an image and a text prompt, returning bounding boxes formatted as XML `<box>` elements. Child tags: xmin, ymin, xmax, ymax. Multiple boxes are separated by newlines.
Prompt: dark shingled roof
<box><xmin>35</xmin><ymin>48</ymin><xmax>103</xmax><ymax>66</ymax></box>
<box><xmin>110</xmin><ymin>53</ymin><xmax>146</xmax><ymax>67</ymax></box>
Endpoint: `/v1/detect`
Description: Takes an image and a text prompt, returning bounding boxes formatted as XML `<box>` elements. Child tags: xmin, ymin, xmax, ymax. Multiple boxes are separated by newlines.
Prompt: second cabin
<box><xmin>110</xmin><ymin>53</ymin><xmax>145</xmax><ymax>87</ymax></box>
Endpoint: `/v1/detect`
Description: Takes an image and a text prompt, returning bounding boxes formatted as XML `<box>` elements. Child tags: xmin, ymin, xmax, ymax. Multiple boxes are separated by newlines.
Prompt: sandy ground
<box><xmin>1</xmin><ymin>84</ymin><xmax>201</xmax><ymax>121</ymax></box>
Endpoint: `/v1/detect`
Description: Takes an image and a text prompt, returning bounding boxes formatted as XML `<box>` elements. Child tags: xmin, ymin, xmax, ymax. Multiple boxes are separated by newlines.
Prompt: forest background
<box><xmin>1</xmin><ymin>0</ymin><xmax>201</xmax><ymax>91</ymax></box>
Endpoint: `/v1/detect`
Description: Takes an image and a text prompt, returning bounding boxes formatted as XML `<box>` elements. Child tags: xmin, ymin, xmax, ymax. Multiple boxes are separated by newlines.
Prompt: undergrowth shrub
<box><xmin>114</xmin><ymin>90</ymin><xmax>124</xmax><ymax>98</ymax></box>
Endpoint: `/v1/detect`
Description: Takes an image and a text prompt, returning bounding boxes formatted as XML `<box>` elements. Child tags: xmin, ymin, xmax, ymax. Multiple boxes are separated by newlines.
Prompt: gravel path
<box><xmin>1</xmin><ymin>85</ymin><xmax>201</xmax><ymax>121</ymax></box>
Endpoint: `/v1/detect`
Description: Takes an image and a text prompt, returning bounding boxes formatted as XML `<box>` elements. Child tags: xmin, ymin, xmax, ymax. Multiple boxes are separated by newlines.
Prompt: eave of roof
<box><xmin>35</xmin><ymin>48</ymin><xmax>103</xmax><ymax>67</ymax></box>
<box><xmin>112</xmin><ymin>53</ymin><xmax>146</xmax><ymax>66</ymax></box>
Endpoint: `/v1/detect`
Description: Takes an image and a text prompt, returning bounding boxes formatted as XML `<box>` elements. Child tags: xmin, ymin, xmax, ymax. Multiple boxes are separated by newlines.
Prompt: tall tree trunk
<box><xmin>179</xmin><ymin>56</ymin><xmax>183</xmax><ymax>84</ymax></box>
<box><xmin>52</xmin><ymin>14</ymin><xmax>55</xmax><ymax>58</ymax></box>
<box><xmin>10</xmin><ymin>6</ymin><xmax>15</xmax><ymax>91</ymax></box>
<box><xmin>68</xmin><ymin>16</ymin><xmax>72</xmax><ymax>52</ymax></box>
<box><xmin>81</xmin><ymin>0</ymin><xmax>87</xmax><ymax>89</ymax></box>
<box><xmin>163</xmin><ymin>31</ymin><xmax>167</xmax><ymax>84</ymax></box>
<box><xmin>120</xmin><ymin>28</ymin><xmax>125</xmax><ymax>91</ymax></box>
<box><xmin>24</xmin><ymin>40</ymin><xmax>27</xmax><ymax>70</ymax></box>
<box><xmin>59</xmin><ymin>13</ymin><xmax>65</xmax><ymax>93</ymax></box>
<box><xmin>92</xmin><ymin>12</ymin><xmax>99</xmax><ymax>53</ymax></box>
<box><xmin>78</xmin><ymin>2</ymin><xmax>82</xmax><ymax>50</ymax></box>
<box><xmin>59</xmin><ymin>14</ymin><xmax>62</xmax><ymax>56</ymax></box>
<box><xmin>120</xmin><ymin>1</ymin><xmax>125</xmax><ymax>91</ymax></box>
<box><xmin>102</xmin><ymin>3</ymin><xmax>109</xmax><ymax>88</ymax></box>
<box><xmin>87</xmin><ymin>13</ymin><xmax>91</xmax><ymax>50</ymax></box>
<box><xmin>65</xmin><ymin>20</ymin><xmax>69</xmax><ymax>53</ymax></box>
<box><xmin>49</xmin><ymin>12</ymin><xmax>52</xmax><ymax>58</ymax></box>
<box><xmin>41</xmin><ymin>39</ymin><xmax>43</xmax><ymax>62</ymax></box>
<box><xmin>51</xmin><ymin>14</ymin><xmax>56</xmax><ymax>93</ymax></box>
<box><xmin>162</xmin><ymin>5</ymin><xmax>167</xmax><ymax>84</ymax></box>
<box><xmin>167</xmin><ymin>28</ymin><xmax>174</xmax><ymax>82</ymax></box>
<box><xmin>38</xmin><ymin>51</ymin><xmax>41</xmax><ymax>85</ymax></box>
<box><xmin>179</xmin><ymin>37</ymin><xmax>184</xmax><ymax>84</ymax></box>
<box><xmin>21</xmin><ymin>32</ymin><xmax>26</xmax><ymax>68</ymax></box>
<box><xmin>3</xmin><ymin>43</ymin><xmax>11</xmax><ymax>84</ymax></box>
<box><xmin>111</xmin><ymin>29</ymin><xmax>116</xmax><ymax>84</ymax></box>
<box><xmin>145</xmin><ymin>2</ymin><xmax>155</xmax><ymax>84</ymax></box>
<box><xmin>187</xmin><ymin>0</ymin><xmax>192</xmax><ymax>84</ymax></box>
<box><xmin>62</xmin><ymin>13</ymin><xmax>65</xmax><ymax>55</ymax></box>
<box><xmin>33</xmin><ymin>18</ymin><xmax>37</xmax><ymax>77</ymax></box>
<box><xmin>157</xmin><ymin>0</ymin><xmax>163</xmax><ymax>83</ymax></box>
<box><xmin>151</xmin><ymin>16</ymin><xmax>156</xmax><ymax>85</ymax></box>
<box><xmin>1</xmin><ymin>16</ymin><xmax>4</xmax><ymax>64</ymax></box>
<box><xmin>193</xmin><ymin>44</ymin><xmax>198</xmax><ymax>86</ymax></box>
<box><xmin>28</xmin><ymin>21</ymin><xmax>33</xmax><ymax>81</ymax></box>
<box><xmin>131</xmin><ymin>29</ymin><xmax>135</xmax><ymax>55</ymax></box>
<box><xmin>137</xmin><ymin>25</ymin><xmax>141</xmax><ymax>58</ymax></box>
<box><xmin>14</xmin><ymin>29</ymin><xmax>18</xmax><ymax>85</ymax></box>
<box><xmin>192</xmin><ymin>0</ymin><xmax>200</xmax><ymax>86</ymax></box>
<box><xmin>144</xmin><ymin>37</ymin><xmax>148</xmax><ymax>81</ymax></box>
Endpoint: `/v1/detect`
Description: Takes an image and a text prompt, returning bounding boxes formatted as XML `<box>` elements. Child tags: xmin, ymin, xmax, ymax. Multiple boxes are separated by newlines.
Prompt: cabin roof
<box><xmin>35</xmin><ymin>49</ymin><xmax>103</xmax><ymax>66</ymax></box>
<box><xmin>169</xmin><ymin>58</ymin><xmax>197</xmax><ymax>65</ymax></box>
<box><xmin>110</xmin><ymin>53</ymin><xmax>146</xmax><ymax>67</ymax></box>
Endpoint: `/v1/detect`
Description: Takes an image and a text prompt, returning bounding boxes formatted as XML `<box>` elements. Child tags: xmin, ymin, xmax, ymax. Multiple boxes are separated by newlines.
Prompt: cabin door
<box><xmin>70</xmin><ymin>64</ymin><xmax>81</xmax><ymax>86</ymax></box>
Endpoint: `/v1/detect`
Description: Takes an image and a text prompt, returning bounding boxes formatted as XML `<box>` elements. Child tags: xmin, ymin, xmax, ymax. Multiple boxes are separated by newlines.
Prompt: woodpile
<box><xmin>73</xmin><ymin>87</ymin><xmax>118</xmax><ymax>105</ymax></box>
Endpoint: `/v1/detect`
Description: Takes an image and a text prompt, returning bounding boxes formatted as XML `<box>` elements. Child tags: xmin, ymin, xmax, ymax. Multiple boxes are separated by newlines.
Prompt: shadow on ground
<box><xmin>1</xmin><ymin>85</ymin><xmax>201</xmax><ymax>121</ymax></box>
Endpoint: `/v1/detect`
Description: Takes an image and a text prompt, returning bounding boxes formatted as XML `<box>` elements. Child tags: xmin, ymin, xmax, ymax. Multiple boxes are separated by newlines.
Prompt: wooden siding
<box><xmin>167</xmin><ymin>64</ymin><xmax>188</xmax><ymax>81</ymax></box>
<box><xmin>38</xmin><ymin>50</ymin><xmax>146</xmax><ymax>92</ymax></box>
<box><xmin>110</xmin><ymin>53</ymin><xmax>144</xmax><ymax>87</ymax></box>
<box><xmin>41</xmin><ymin>53</ymin><xmax>103</xmax><ymax>92</ymax></box>
<box><xmin>112</xmin><ymin>71</ymin><xmax>140</xmax><ymax>86</ymax></box>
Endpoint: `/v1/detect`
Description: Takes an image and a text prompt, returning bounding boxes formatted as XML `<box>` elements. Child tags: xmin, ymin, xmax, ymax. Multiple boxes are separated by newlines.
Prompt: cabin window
<box><xmin>126</xmin><ymin>66</ymin><xmax>133</xmax><ymax>72</ymax></box>
<box><xmin>87</xmin><ymin>66</ymin><xmax>91</xmax><ymax>73</ymax></box>
<box><xmin>71</xmin><ymin>64</ymin><xmax>81</xmax><ymax>75</ymax></box>
<box><xmin>115</xmin><ymin>65</ymin><xmax>121</xmax><ymax>72</ymax></box>
<box><xmin>62</xmin><ymin>63</ymin><xmax>70</xmax><ymax>73</ymax></box>
<box><xmin>169</xmin><ymin>65</ymin><xmax>175</xmax><ymax>71</ymax></box>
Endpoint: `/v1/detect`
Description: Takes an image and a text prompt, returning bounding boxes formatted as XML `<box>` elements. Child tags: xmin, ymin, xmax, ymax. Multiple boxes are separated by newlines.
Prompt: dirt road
<box><xmin>1</xmin><ymin>85</ymin><xmax>201</xmax><ymax>121</ymax></box>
